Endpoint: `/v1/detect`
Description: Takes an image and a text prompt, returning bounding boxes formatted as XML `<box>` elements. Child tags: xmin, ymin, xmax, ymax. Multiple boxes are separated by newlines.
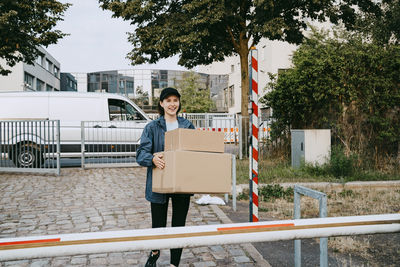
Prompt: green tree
<box><xmin>0</xmin><ymin>0</ymin><xmax>70</xmax><ymax>75</ymax></box>
<box><xmin>134</xmin><ymin>85</ymin><xmax>149</xmax><ymax>106</ymax></box>
<box><xmin>178</xmin><ymin>71</ymin><xmax>215</xmax><ymax>113</ymax></box>
<box><xmin>99</xmin><ymin>0</ymin><xmax>380</xmax><ymax>118</ymax></box>
<box><xmin>356</xmin><ymin>0</ymin><xmax>400</xmax><ymax>45</ymax></box>
<box><xmin>261</xmin><ymin>28</ymin><xmax>400</xmax><ymax>169</ymax></box>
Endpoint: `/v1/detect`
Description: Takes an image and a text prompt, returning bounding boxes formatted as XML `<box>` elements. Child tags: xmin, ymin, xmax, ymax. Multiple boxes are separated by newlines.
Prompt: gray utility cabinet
<box><xmin>291</xmin><ymin>129</ymin><xmax>331</xmax><ymax>168</ymax></box>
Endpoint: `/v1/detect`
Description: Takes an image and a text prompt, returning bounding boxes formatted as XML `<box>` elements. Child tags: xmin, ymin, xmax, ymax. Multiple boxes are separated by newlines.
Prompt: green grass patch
<box><xmin>236</xmin><ymin>157</ymin><xmax>400</xmax><ymax>185</ymax></box>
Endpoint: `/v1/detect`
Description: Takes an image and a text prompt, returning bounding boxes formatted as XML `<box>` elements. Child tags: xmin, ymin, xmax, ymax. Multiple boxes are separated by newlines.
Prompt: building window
<box><xmin>36</xmin><ymin>79</ymin><xmax>45</xmax><ymax>91</ymax></box>
<box><xmin>36</xmin><ymin>55</ymin><xmax>43</xmax><ymax>66</ymax></box>
<box><xmin>231</xmin><ymin>65</ymin><xmax>234</xmax><ymax>73</ymax></box>
<box><xmin>88</xmin><ymin>83</ymin><xmax>99</xmax><ymax>92</ymax></box>
<box><xmin>24</xmin><ymin>72</ymin><xmax>34</xmax><ymax>90</ymax></box>
<box><xmin>160</xmin><ymin>70</ymin><xmax>168</xmax><ymax>80</ymax></box>
<box><xmin>101</xmin><ymin>81</ymin><xmax>109</xmax><ymax>92</ymax></box>
<box><xmin>46</xmin><ymin>84</ymin><xmax>52</xmax><ymax>91</ymax></box>
<box><xmin>229</xmin><ymin>85</ymin><xmax>234</xmax><ymax>107</ymax></box>
<box><xmin>46</xmin><ymin>59</ymin><xmax>53</xmax><ymax>72</ymax></box>
<box><xmin>54</xmin><ymin>66</ymin><xmax>59</xmax><ymax>78</ymax></box>
<box><xmin>126</xmin><ymin>81</ymin><xmax>134</xmax><ymax>94</ymax></box>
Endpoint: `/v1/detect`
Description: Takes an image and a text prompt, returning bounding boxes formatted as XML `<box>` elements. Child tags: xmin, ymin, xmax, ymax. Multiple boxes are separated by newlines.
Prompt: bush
<box><xmin>259</xmin><ymin>184</ymin><xmax>294</xmax><ymax>202</ymax></box>
<box><xmin>329</xmin><ymin>146</ymin><xmax>356</xmax><ymax>178</ymax></box>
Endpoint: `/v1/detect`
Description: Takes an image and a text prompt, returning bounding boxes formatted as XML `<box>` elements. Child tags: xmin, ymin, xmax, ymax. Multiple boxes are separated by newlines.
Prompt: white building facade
<box><xmin>197</xmin><ymin>39</ymin><xmax>297</xmax><ymax>114</ymax></box>
<box><xmin>0</xmin><ymin>46</ymin><xmax>60</xmax><ymax>92</ymax></box>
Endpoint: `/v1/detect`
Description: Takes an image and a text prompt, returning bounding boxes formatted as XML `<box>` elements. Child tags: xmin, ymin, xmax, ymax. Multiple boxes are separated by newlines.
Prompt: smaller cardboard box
<box><xmin>153</xmin><ymin>150</ymin><xmax>231</xmax><ymax>193</ymax></box>
<box><xmin>164</xmin><ymin>128</ymin><xmax>225</xmax><ymax>153</ymax></box>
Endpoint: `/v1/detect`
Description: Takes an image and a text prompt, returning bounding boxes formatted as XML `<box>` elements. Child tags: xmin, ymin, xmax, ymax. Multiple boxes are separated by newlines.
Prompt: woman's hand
<box><xmin>152</xmin><ymin>153</ymin><xmax>165</xmax><ymax>169</ymax></box>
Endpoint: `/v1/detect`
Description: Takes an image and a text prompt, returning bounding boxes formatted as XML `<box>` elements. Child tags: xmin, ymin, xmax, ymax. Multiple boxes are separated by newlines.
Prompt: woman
<box><xmin>136</xmin><ymin>87</ymin><xmax>194</xmax><ymax>267</ymax></box>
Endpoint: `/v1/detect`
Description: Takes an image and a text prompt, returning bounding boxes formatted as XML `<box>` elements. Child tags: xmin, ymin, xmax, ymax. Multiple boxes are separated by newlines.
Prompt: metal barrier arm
<box><xmin>0</xmin><ymin>214</ymin><xmax>399</xmax><ymax>261</ymax></box>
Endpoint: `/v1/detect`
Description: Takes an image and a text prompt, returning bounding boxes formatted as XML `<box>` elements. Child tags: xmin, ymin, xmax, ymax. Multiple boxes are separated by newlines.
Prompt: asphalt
<box><xmin>0</xmin><ymin>167</ymin><xmax>269</xmax><ymax>267</ymax></box>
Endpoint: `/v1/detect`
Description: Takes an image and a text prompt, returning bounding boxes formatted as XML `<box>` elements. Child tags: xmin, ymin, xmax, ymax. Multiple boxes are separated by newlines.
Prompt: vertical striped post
<box><xmin>249</xmin><ymin>48</ymin><xmax>259</xmax><ymax>222</ymax></box>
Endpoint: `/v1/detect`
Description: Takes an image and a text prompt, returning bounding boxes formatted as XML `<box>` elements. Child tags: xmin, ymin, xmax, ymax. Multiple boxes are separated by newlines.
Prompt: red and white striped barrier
<box><xmin>249</xmin><ymin>48</ymin><xmax>259</xmax><ymax>222</ymax></box>
<box><xmin>0</xmin><ymin>214</ymin><xmax>399</xmax><ymax>261</ymax></box>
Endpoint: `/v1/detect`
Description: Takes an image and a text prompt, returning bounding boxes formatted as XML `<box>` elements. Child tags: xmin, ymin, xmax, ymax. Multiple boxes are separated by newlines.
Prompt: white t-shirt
<box><xmin>166</xmin><ymin>120</ymin><xmax>179</xmax><ymax>132</ymax></box>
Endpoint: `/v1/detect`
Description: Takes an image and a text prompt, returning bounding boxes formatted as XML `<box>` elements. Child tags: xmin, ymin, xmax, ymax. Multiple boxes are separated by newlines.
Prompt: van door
<box><xmin>103</xmin><ymin>98</ymin><xmax>148</xmax><ymax>152</ymax></box>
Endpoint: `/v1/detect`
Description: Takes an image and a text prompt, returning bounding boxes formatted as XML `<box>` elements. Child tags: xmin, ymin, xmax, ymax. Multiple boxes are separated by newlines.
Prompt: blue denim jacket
<box><xmin>136</xmin><ymin>116</ymin><xmax>195</xmax><ymax>204</ymax></box>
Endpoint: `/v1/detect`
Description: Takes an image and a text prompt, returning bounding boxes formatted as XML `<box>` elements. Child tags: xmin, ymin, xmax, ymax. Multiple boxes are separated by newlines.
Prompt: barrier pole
<box><xmin>0</xmin><ymin>214</ymin><xmax>399</xmax><ymax>261</ymax></box>
<box><xmin>249</xmin><ymin>47</ymin><xmax>259</xmax><ymax>222</ymax></box>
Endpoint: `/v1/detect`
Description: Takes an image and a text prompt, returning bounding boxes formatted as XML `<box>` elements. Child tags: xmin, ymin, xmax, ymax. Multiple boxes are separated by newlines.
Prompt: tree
<box><xmin>99</xmin><ymin>0</ymin><xmax>379</xmax><ymax>118</ymax></box>
<box><xmin>134</xmin><ymin>85</ymin><xmax>149</xmax><ymax>106</ymax></box>
<box><xmin>356</xmin><ymin>0</ymin><xmax>400</xmax><ymax>45</ymax></box>
<box><xmin>261</xmin><ymin>27</ymin><xmax>400</xmax><ymax>169</ymax></box>
<box><xmin>0</xmin><ymin>0</ymin><xmax>70</xmax><ymax>75</ymax></box>
<box><xmin>178</xmin><ymin>71</ymin><xmax>215</xmax><ymax>113</ymax></box>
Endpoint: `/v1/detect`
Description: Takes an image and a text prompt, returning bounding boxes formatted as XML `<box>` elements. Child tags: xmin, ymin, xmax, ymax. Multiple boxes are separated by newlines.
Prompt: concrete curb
<box><xmin>210</xmin><ymin>205</ymin><xmax>271</xmax><ymax>267</ymax></box>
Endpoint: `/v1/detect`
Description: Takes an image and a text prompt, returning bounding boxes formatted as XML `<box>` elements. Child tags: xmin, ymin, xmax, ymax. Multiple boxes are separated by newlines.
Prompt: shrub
<box><xmin>329</xmin><ymin>146</ymin><xmax>356</xmax><ymax>178</ymax></box>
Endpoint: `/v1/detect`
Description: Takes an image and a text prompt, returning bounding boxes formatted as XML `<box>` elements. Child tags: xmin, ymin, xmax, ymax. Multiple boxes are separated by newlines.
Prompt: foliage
<box><xmin>261</xmin><ymin>27</ymin><xmax>400</xmax><ymax>170</ymax></box>
<box><xmin>0</xmin><ymin>0</ymin><xmax>70</xmax><ymax>75</ymax></box>
<box><xmin>356</xmin><ymin>0</ymin><xmax>400</xmax><ymax>45</ymax></box>
<box><xmin>99</xmin><ymin>0</ymin><xmax>379</xmax><ymax>117</ymax></box>
<box><xmin>329</xmin><ymin>146</ymin><xmax>356</xmax><ymax>178</ymax></box>
<box><xmin>133</xmin><ymin>85</ymin><xmax>149</xmax><ymax>106</ymax></box>
<box><xmin>259</xmin><ymin>184</ymin><xmax>293</xmax><ymax>202</ymax></box>
<box><xmin>237</xmin><ymin>184</ymin><xmax>293</xmax><ymax>202</ymax></box>
<box><xmin>178</xmin><ymin>71</ymin><xmax>215</xmax><ymax>113</ymax></box>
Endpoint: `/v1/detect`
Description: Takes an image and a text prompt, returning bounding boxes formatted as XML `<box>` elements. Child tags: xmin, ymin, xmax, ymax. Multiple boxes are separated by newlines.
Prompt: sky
<box><xmin>47</xmin><ymin>0</ymin><xmax>188</xmax><ymax>73</ymax></box>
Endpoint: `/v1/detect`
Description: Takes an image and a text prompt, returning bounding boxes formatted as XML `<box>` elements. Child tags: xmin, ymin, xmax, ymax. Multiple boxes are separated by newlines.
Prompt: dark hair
<box><xmin>157</xmin><ymin>87</ymin><xmax>181</xmax><ymax>116</ymax></box>
<box><xmin>157</xmin><ymin>96</ymin><xmax>181</xmax><ymax>116</ymax></box>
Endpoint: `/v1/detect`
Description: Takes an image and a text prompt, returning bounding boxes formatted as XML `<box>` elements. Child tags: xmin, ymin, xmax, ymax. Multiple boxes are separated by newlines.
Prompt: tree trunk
<box><xmin>239</xmin><ymin>45</ymin><xmax>250</xmax><ymax>157</ymax></box>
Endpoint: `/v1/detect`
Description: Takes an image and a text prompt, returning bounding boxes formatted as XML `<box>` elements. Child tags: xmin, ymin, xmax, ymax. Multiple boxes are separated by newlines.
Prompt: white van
<box><xmin>0</xmin><ymin>91</ymin><xmax>151</xmax><ymax>167</ymax></box>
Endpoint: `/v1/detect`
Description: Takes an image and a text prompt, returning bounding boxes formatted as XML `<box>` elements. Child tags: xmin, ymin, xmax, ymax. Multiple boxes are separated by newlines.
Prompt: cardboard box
<box><xmin>164</xmin><ymin>128</ymin><xmax>225</xmax><ymax>153</ymax></box>
<box><xmin>153</xmin><ymin>151</ymin><xmax>231</xmax><ymax>193</ymax></box>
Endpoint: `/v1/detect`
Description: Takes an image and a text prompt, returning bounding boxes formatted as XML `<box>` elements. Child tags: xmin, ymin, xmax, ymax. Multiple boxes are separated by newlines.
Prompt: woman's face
<box><xmin>160</xmin><ymin>95</ymin><xmax>180</xmax><ymax>117</ymax></box>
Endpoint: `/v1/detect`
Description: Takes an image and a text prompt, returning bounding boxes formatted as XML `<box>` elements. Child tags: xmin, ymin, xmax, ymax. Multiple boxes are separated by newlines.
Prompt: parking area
<box><xmin>0</xmin><ymin>167</ymin><xmax>265</xmax><ymax>266</ymax></box>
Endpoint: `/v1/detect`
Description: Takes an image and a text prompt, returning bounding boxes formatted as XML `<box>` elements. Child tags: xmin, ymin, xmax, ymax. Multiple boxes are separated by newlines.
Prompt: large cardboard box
<box><xmin>153</xmin><ymin>151</ymin><xmax>231</xmax><ymax>193</ymax></box>
<box><xmin>164</xmin><ymin>128</ymin><xmax>225</xmax><ymax>153</ymax></box>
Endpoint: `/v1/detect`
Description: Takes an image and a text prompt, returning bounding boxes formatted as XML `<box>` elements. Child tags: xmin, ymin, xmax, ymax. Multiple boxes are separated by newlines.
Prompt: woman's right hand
<box><xmin>152</xmin><ymin>153</ymin><xmax>165</xmax><ymax>169</ymax></box>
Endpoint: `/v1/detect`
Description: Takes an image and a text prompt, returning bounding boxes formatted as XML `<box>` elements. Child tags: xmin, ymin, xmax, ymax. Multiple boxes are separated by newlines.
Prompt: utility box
<box><xmin>291</xmin><ymin>129</ymin><xmax>331</xmax><ymax>168</ymax></box>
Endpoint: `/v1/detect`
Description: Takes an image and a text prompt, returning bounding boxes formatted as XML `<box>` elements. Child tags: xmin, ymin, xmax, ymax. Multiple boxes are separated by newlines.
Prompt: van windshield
<box><xmin>108</xmin><ymin>99</ymin><xmax>146</xmax><ymax>121</ymax></box>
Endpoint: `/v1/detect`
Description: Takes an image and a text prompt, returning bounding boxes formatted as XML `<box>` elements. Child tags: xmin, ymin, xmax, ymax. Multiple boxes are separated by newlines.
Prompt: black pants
<box><xmin>151</xmin><ymin>194</ymin><xmax>191</xmax><ymax>266</ymax></box>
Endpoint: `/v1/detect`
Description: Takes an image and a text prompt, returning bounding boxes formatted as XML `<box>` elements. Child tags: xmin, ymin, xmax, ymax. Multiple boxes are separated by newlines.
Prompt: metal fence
<box><xmin>0</xmin><ymin>120</ymin><xmax>60</xmax><ymax>175</ymax></box>
<box><xmin>80</xmin><ymin>121</ymin><xmax>146</xmax><ymax>168</ymax></box>
<box><xmin>149</xmin><ymin>113</ymin><xmax>271</xmax><ymax>144</ymax></box>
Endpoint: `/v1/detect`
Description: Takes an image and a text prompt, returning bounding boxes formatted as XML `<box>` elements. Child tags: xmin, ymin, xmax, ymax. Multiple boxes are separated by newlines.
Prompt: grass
<box><xmin>234</xmin><ymin>180</ymin><xmax>400</xmax><ymax>265</ymax></box>
<box><xmin>236</xmin><ymin>158</ymin><xmax>400</xmax><ymax>185</ymax></box>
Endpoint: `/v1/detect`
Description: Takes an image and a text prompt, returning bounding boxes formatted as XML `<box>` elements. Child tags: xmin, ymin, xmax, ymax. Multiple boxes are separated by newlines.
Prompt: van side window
<box><xmin>108</xmin><ymin>99</ymin><xmax>145</xmax><ymax>121</ymax></box>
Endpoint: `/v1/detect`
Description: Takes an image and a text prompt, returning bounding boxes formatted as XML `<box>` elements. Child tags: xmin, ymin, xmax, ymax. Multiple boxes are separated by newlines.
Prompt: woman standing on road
<box><xmin>136</xmin><ymin>87</ymin><xmax>195</xmax><ymax>267</ymax></box>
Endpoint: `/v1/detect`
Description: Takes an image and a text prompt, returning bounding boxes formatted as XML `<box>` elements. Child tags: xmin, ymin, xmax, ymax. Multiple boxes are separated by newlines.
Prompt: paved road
<box><xmin>0</xmin><ymin>168</ymin><xmax>268</xmax><ymax>267</ymax></box>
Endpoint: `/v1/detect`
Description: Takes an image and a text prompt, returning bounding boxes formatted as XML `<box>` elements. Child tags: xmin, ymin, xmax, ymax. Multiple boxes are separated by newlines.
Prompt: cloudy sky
<box><xmin>47</xmin><ymin>0</ymin><xmax>187</xmax><ymax>73</ymax></box>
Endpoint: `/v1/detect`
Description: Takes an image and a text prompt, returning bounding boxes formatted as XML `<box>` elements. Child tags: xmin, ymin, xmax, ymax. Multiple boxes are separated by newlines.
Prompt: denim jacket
<box><xmin>136</xmin><ymin>116</ymin><xmax>195</xmax><ymax>203</ymax></box>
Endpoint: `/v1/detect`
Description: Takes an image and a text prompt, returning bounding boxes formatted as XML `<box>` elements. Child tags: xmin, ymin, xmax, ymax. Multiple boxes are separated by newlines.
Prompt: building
<box><xmin>197</xmin><ymin>39</ymin><xmax>297</xmax><ymax>115</ymax></box>
<box><xmin>60</xmin><ymin>73</ymin><xmax>78</xmax><ymax>91</ymax></box>
<box><xmin>0</xmin><ymin>46</ymin><xmax>60</xmax><ymax>92</ymax></box>
<box><xmin>69</xmin><ymin>69</ymin><xmax>229</xmax><ymax>112</ymax></box>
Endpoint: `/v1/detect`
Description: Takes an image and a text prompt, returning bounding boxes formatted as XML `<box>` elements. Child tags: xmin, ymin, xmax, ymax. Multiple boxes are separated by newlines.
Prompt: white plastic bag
<box><xmin>195</xmin><ymin>195</ymin><xmax>226</xmax><ymax>205</ymax></box>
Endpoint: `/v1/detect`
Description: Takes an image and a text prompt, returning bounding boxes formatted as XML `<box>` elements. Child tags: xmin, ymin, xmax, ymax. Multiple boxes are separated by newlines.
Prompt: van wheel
<box><xmin>13</xmin><ymin>144</ymin><xmax>43</xmax><ymax>168</ymax></box>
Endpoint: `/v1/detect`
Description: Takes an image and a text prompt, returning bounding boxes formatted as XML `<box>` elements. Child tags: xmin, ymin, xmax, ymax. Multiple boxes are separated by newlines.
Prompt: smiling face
<box><xmin>160</xmin><ymin>95</ymin><xmax>180</xmax><ymax>118</ymax></box>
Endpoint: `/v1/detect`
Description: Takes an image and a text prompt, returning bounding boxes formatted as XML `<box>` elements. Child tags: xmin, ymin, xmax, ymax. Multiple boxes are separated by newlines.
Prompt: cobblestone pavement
<box><xmin>0</xmin><ymin>168</ymin><xmax>267</xmax><ymax>267</ymax></box>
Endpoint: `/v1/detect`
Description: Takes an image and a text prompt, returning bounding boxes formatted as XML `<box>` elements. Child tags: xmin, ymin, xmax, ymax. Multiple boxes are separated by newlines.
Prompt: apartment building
<box><xmin>0</xmin><ymin>46</ymin><xmax>60</xmax><ymax>92</ymax></box>
<box><xmin>197</xmin><ymin>39</ymin><xmax>297</xmax><ymax>114</ymax></box>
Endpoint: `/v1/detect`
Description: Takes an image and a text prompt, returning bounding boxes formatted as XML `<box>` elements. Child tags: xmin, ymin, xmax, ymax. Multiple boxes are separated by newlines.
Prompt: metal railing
<box><xmin>0</xmin><ymin>120</ymin><xmax>60</xmax><ymax>175</ymax></box>
<box><xmin>294</xmin><ymin>185</ymin><xmax>328</xmax><ymax>267</ymax></box>
<box><xmin>80</xmin><ymin>121</ymin><xmax>146</xmax><ymax>168</ymax></box>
